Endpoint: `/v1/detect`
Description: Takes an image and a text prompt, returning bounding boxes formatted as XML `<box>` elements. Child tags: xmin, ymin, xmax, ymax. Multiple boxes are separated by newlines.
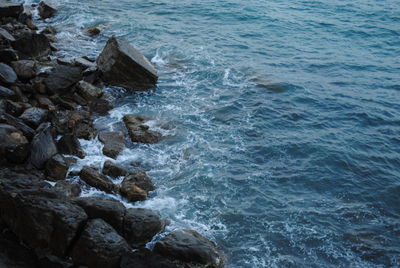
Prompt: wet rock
<box><xmin>29</xmin><ymin>122</ymin><xmax>57</xmax><ymax>169</ymax></box>
<box><xmin>56</xmin><ymin>134</ymin><xmax>85</xmax><ymax>158</ymax></box>
<box><xmin>5</xmin><ymin>100</ymin><xmax>24</xmax><ymax>116</ymax></box>
<box><xmin>98</xmin><ymin>131</ymin><xmax>125</xmax><ymax>158</ymax></box>
<box><xmin>123</xmin><ymin>208</ymin><xmax>166</xmax><ymax>248</ymax></box>
<box><xmin>154</xmin><ymin>229</ymin><xmax>225</xmax><ymax>268</ymax></box>
<box><xmin>0</xmin><ymin>62</ymin><xmax>17</xmax><ymax>85</ymax></box>
<box><xmin>123</xmin><ymin>171</ymin><xmax>155</xmax><ymax>192</ymax></box>
<box><xmin>11</xmin><ymin>60</ymin><xmax>36</xmax><ymax>80</ymax></box>
<box><xmin>97</xmin><ymin>36</ymin><xmax>158</xmax><ymax>90</ymax></box>
<box><xmin>0</xmin><ymin>0</ymin><xmax>23</xmax><ymax>18</ymax></box>
<box><xmin>0</xmin><ymin>123</ymin><xmax>29</xmax><ymax>164</ymax></box>
<box><xmin>0</xmin><ymin>48</ymin><xmax>19</xmax><ymax>63</ymax></box>
<box><xmin>123</xmin><ymin>114</ymin><xmax>161</xmax><ymax>144</ymax></box>
<box><xmin>51</xmin><ymin>110</ymin><xmax>95</xmax><ymax>140</ymax></box>
<box><xmin>89</xmin><ymin>94</ymin><xmax>114</xmax><ymax>114</ymax></box>
<box><xmin>73</xmin><ymin>197</ymin><xmax>125</xmax><ymax>232</ymax></box>
<box><xmin>83</xmin><ymin>26</ymin><xmax>100</xmax><ymax>37</ymax></box>
<box><xmin>71</xmin><ymin>219</ymin><xmax>129</xmax><ymax>268</ymax></box>
<box><xmin>79</xmin><ymin>166</ymin><xmax>117</xmax><ymax>193</ymax></box>
<box><xmin>19</xmin><ymin>107</ymin><xmax>47</xmax><ymax>129</ymax></box>
<box><xmin>12</xmin><ymin>33</ymin><xmax>51</xmax><ymax>59</ymax></box>
<box><xmin>54</xmin><ymin>181</ymin><xmax>81</xmax><ymax>198</ymax></box>
<box><xmin>120</xmin><ymin>249</ymin><xmax>179</xmax><ymax>268</ymax></box>
<box><xmin>0</xmin><ymin>112</ymin><xmax>35</xmax><ymax>140</ymax></box>
<box><xmin>102</xmin><ymin>160</ymin><xmax>127</xmax><ymax>178</ymax></box>
<box><xmin>76</xmin><ymin>80</ymin><xmax>103</xmax><ymax>100</ymax></box>
<box><xmin>36</xmin><ymin>94</ymin><xmax>55</xmax><ymax>110</ymax></box>
<box><xmin>44</xmin><ymin>65</ymin><xmax>82</xmax><ymax>95</ymax></box>
<box><xmin>120</xmin><ymin>183</ymin><xmax>147</xmax><ymax>202</ymax></box>
<box><xmin>18</xmin><ymin>5</ymin><xmax>33</xmax><ymax>24</ymax></box>
<box><xmin>38</xmin><ymin>1</ymin><xmax>57</xmax><ymax>20</ymax></box>
<box><xmin>74</xmin><ymin>57</ymin><xmax>96</xmax><ymax>69</ymax></box>
<box><xmin>0</xmin><ymin>85</ymin><xmax>15</xmax><ymax>99</ymax></box>
<box><xmin>0</xmin><ymin>27</ymin><xmax>15</xmax><ymax>41</ymax></box>
<box><xmin>45</xmin><ymin>154</ymin><xmax>69</xmax><ymax>181</ymax></box>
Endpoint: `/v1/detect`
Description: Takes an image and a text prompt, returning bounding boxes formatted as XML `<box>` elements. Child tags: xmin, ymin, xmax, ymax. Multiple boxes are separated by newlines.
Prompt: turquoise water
<box><xmin>36</xmin><ymin>0</ymin><xmax>400</xmax><ymax>266</ymax></box>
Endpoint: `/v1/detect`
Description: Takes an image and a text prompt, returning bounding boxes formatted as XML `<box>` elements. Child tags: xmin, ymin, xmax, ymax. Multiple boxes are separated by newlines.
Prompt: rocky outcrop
<box><xmin>79</xmin><ymin>166</ymin><xmax>117</xmax><ymax>193</ymax></box>
<box><xmin>38</xmin><ymin>1</ymin><xmax>57</xmax><ymax>20</ymax></box>
<box><xmin>154</xmin><ymin>229</ymin><xmax>225</xmax><ymax>268</ymax></box>
<box><xmin>98</xmin><ymin>131</ymin><xmax>125</xmax><ymax>158</ymax></box>
<box><xmin>97</xmin><ymin>36</ymin><xmax>158</xmax><ymax>90</ymax></box>
<box><xmin>123</xmin><ymin>114</ymin><xmax>161</xmax><ymax>144</ymax></box>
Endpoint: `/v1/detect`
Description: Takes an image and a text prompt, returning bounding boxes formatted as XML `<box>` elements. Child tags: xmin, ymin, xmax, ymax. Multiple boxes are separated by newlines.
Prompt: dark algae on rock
<box><xmin>0</xmin><ymin>1</ymin><xmax>226</xmax><ymax>268</ymax></box>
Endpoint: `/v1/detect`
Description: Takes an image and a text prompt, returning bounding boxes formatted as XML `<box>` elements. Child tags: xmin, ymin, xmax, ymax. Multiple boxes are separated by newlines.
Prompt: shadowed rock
<box><xmin>123</xmin><ymin>114</ymin><xmax>161</xmax><ymax>144</ymax></box>
<box><xmin>0</xmin><ymin>63</ymin><xmax>17</xmax><ymax>85</ymax></box>
<box><xmin>44</xmin><ymin>65</ymin><xmax>82</xmax><ymax>94</ymax></box>
<box><xmin>11</xmin><ymin>33</ymin><xmax>51</xmax><ymax>59</ymax></box>
<box><xmin>98</xmin><ymin>131</ymin><xmax>125</xmax><ymax>158</ymax></box>
<box><xmin>57</xmin><ymin>134</ymin><xmax>85</xmax><ymax>158</ymax></box>
<box><xmin>0</xmin><ymin>27</ymin><xmax>15</xmax><ymax>42</ymax></box>
<box><xmin>0</xmin><ymin>85</ymin><xmax>15</xmax><ymax>100</ymax></box>
<box><xmin>0</xmin><ymin>113</ymin><xmax>35</xmax><ymax>140</ymax></box>
<box><xmin>45</xmin><ymin>154</ymin><xmax>69</xmax><ymax>181</ymax></box>
<box><xmin>54</xmin><ymin>181</ymin><xmax>81</xmax><ymax>198</ymax></box>
<box><xmin>79</xmin><ymin>166</ymin><xmax>117</xmax><ymax>193</ymax></box>
<box><xmin>0</xmin><ymin>0</ymin><xmax>23</xmax><ymax>18</ymax></box>
<box><xmin>0</xmin><ymin>123</ymin><xmax>29</xmax><ymax>164</ymax></box>
<box><xmin>38</xmin><ymin>1</ymin><xmax>57</xmax><ymax>20</ymax></box>
<box><xmin>120</xmin><ymin>249</ymin><xmax>178</xmax><ymax>268</ymax></box>
<box><xmin>103</xmin><ymin>160</ymin><xmax>127</xmax><ymax>178</ymax></box>
<box><xmin>11</xmin><ymin>60</ymin><xmax>36</xmax><ymax>80</ymax></box>
<box><xmin>29</xmin><ymin>123</ymin><xmax>57</xmax><ymax>169</ymax></box>
<box><xmin>19</xmin><ymin>107</ymin><xmax>47</xmax><ymax>129</ymax></box>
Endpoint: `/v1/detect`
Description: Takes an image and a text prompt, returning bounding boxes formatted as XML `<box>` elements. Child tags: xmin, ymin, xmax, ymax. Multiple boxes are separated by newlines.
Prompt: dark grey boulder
<box><xmin>44</xmin><ymin>65</ymin><xmax>82</xmax><ymax>94</ymax></box>
<box><xmin>0</xmin><ymin>85</ymin><xmax>15</xmax><ymax>99</ymax></box>
<box><xmin>19</xmin><ymin>107</ymin><xmax>47</xmax><ymax>129</ymax></box>
<box><xmin>12</xmin><ymin>33</ymin><xmax>51</xmax><ymax>59</ymax></box>
<box><xmin>123</xmin><ymin>208</ymin><xmax>166</xmax><ymax>248</ymax></box>
<box><xmin>54</xmin><ymin>181</ymin><xmax>81</xmax><ymax>198</ymax></box>
<box><xmin>11</xmin><ymin>60</ymin><xmax>36</xmax><ymax>80</ymax></box>
<box><xmin>97</xmin><ymin>36</ymin><xmax>158</xmax><ymax>90</ymax></box>
<box><xmin>123</xmin><ymin>114</ymin><xmax>161</xmax><ymax>144</ymax></box>
<box><xmin>73</xmin><ymin>197</ymin><xmax>125</xmax><ymax>232</ymax></box>
<box><xmin>29</xmin><ymin>122</ymin><xmax>57</xmax><ymax>169</ymax></box>
<box><xmin>4</xmin><ymin>100</ymin><xmax>24</xmax><ymax>116</ymax></box>
<box><xmin>76</xmin><ymin>80</ymin><xmax>103</xmax><ymax>100</ymax></box>
<box><xmin>45</xmin><ymin>154</ymin><xmax>69</xmax><ymax>181</ymax></box>
<box><xmin>98</xmin><ymin>131</ymin><xmax>125</xmax><ymax>159</ymax></box>
<box><xmin>154</xmin><ymin>229</ymin><xmax>225</xmax><ymax>268</ymax></box>
<box><xmin>79</xmin><ymin>166</ymin><xmax>117</xmax><ymax>193</ymax></box>
<box><xmin>0</xmin><ymin>123</ymin><xmax>29</xmax><ymax>164</ymax></box>
<box><xmin>89</xmin><ymin>94</ymin><xmax>114</xmax><ymax>115</ymax></box>
<box><xmin>38</xmin><ymin>1</ymin><xmax>57</xmax><ymax>20</ymax></box>
<box><xmin>74</xmin><ymin>57</ymin><xmax>96</xmax><ymax>69</ymax></box>
<box><xmin>102</xmin><ymin>160</ymin><xmax>128</xmax><ymax>178</ymax></box>
<box><xmin>120</xmin><ymin>249</ymin><xmax>179</xmax><ymax>268</ymax></box>
<box><xmin>70</xmin><ymin>219</ymin><xmax>130</xmax><ymax>268</ymax></box>
<box><xmin>0</xmin><ymin>62</ymin><xmax>17</xmax><ymax>85</ymax></box>
<box><xmin>51</xmin><ymin>110</ymin><xmax>95</xmax><ymax>140</ymax></box>
<box><xmin>0</xmin><ymin>0</ymin><xmax>23</xmax><ymax>18</ymax></box>
<box><xmin>56</xmin><ymin>134</ymin><xmax>85</xmax><ymax>158</ymax></box>
<box><xmin>0</xmin><ymin>113</ymin><xmax>35</xmax><ymax>140</ymax></box>
<box><xmin>123</xmin><ymin>171</ymin><xmax>155</xmax><ymax>192</ymax></box>
<box><xmin>0</xmin><ymin>48</ymin><xmax>19</xmax><ymax>63</ymax></box>
<box><xmin>0</xmin><ymin>27</ymin><xmax>15</xmax><ymax>41</ymax></box>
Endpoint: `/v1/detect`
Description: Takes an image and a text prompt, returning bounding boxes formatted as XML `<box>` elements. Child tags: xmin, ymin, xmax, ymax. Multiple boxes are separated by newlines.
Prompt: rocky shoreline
<box><xmin>0</xmin><ymin>1</ymin><xmax>225</xmax><ymax>267</ymax></box>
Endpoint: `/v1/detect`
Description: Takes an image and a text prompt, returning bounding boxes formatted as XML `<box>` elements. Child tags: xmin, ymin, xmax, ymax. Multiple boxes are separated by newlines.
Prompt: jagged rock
<box><xmin>0</xmin><ymin>27</ymin><xmax>15</xmax><ymax>41</ymax></box>
<box><xmin>29</xmin><ymin>122</ymin><xmax>57</xmax><ymax>169</ymax></box>
<box><xmin>0</xmin><ymin>123</ymin><xmax>29</xmax><ymax>164</ymax></box>
<box><xmin>98</xmin><ymin>131</ymin><xmax>124</xmax><ymax>158</ymax></box>
<box><xmin>0</xmin><ymin>0</ymin><xmax>23</xmax><ymax>18</ymax></box>
<box><xmin>123</xmin><ymin>208</ymin><xmax>166</xmax><ymax>248</ymax></box>
<box><xmin>83</xmin><ymin>26</ymin><xmax>100</xmax><ymax>37</ymax></box>
<box><xmin>51</xmin><ymin>110</ymin><xmax>95</xmax><ymax>140</ymax></box>
<box><xmin>0</xmin><ymin>85</ymin><xmax>15</xmax><ymax>99</ymax></box>
<box><xmin>102</xmin><ymin>160</ymin><xmax>127</xmax><ymax>178</ymax></box>
<box><xmin>5</xmin><ymin>100</ymin><xmax>25</xmax><ymax>116</ymax></box>
<box><xmin>45</xmin><ymin>154</ymin><xmax>69</xmax><ymax>181</ymax></box>
<box><xmin>89</xmin><ymin>94</ymin><xmax>114</xmax><ymax>114</ymax></box>
<box><xmin>74</xmin><ymin>57</ymin><xmax>96</xmax><ymax>69</ymax></box>
<box><xmin>120</xmin><ymin>249</ymin><xmax>179</xmax><ymax>268</ymax></box>
<box><xmin>75</xmin><ymin>80</ymin><xmax>103</xmax><ymax>100</ymax></box>
<box><xmin>124</xmin><ymin>171</ymin><xmax>155</xmax><ymax>192</ymax></box>
<box><xmin>54</xmin><ymin>181</ymin><xmax>81</xmax><ymax>198</ymax></box>
<box><xmin>0</xmin><ymin>62</ymin><xmax>17</xmax><ymax>85</ymax></box>
<box><xmin>18</xmin><ymin>5</ymin><xmax>33</xmax><ymax>24</ymax></box>
<box><xmin>0</xmin><ymin>113</ymin><xmax>35</xmax><ymax>140</ymax></box>
<box><xmin>123</xmin><ymin>114</ymin><xmax>161</xmax><ymax>144</ymax></box>
<box><xmin>56</xmin><ymin>134</ymin><xmax>85</xmax><ymax>158</ymax></box>
<box><xmin>12</xmin><ymin>33</ymin><xmax>51</xmax><ymax>59</ymax></box>
<box><xmin>38</xmin><ymin>1</ymin><xmax>57</xmax><ymax>19</ymax></box>
<box><xmin>154</xmin><ymin>229</ymin><xmax>225</xmax><ymax>268</ymax></box>
<box><xmin>79</xmin><ymin>166</ymin><xmax>117</xmax><ymax>193</ymax></box>
<box><xmin>19</xmin><ymin>107</ymin><xmax>47</xmax><ymax>129</ymax></box>
<box><xmin>11</xmin><ymin>60</ymin><xmax>36</xmax><ymax>80</ymax></box>
<box><xmin>97</xmin><ymin>36</ymin><xmax>158</xmax><ymax>90</ymax></box>
<box><xmin>44</xmin><ymin>65</ymin><xmax>82</xmax><ymax>95</ymax></box>
<box><xmin>0</xmin><ymin>48</ymin><xmax>19</xmax><ymax>63</ymax></box>
<box><xmin>36</xmin><ymin>95</ymin><xmax>55</xmax><ymax>110</ymax></box>
<box><xmin>73</xmin><ymin>197</ymin><xmax>125</xmax><ymax>232</ymax></box>
<box><xmin>120</xmin><ymin>183</ymin><xmax>147</xmax><ymax>202</ymax></box>
<box><xmin>71</xmin><ymin>219</ymin><xmax>130</xmax><ymax>268</ymax></box>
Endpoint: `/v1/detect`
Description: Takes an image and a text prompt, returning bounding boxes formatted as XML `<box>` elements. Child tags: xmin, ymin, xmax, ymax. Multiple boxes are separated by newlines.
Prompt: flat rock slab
<box><xmin>97</xmin><ymin>36</ymin><xmax>158</xmax><ymax>90</ymax></box>
<box><xmin>123</xmin><ymin>114</ymin><xmax>161</xmax><ymax>144</ymax></box>
<box><xmin>0</xmin><ymin>0</ymin><xmax>23</xmax><ymax>18</ymax></box>
<box><xmin>98</xmin><ymin>131</ymin><xmax>125</xmax><ymax>158</ymax></box>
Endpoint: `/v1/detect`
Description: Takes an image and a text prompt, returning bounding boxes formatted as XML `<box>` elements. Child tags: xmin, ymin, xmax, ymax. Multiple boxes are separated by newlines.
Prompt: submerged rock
<box><xmin>98</xmin><ymin>131</ymin><xmax>125</xmax><ymax>158</ymax></box>
<box><xmin>123</xmin><ymin>114</ymin><xmax>161</xmax><ymax>144</ymax></box>
<box><xmin>38</xmin><ymin>1</ymin><xmax>57</xmax><ymax>20</ymax></box>
<box><xmin>29</xmin><ymin>122</ymin><xmax>57</xmax><ymax>169</ymax></box>
<box><xmin>83</xmin><ymin>26</ymin><xmax>101</xmax><ymax>37</ymax></box>
<box><xmin>97</xmin><ymin>36</ymin><xmax>158</xmax><ymax>90</ymax></box>
<box><xmin>0</xmin><ymin>0</ymin><xmax>23</xmax><ymax>18</ymax></box>
<box><xmin>79</xmin><ymin>166</ymin><xmax>117</xmax><ymax>193</ymax></box>
<box><xmin>0</xmin><ymin>62</ymin><xmax>17</xmax><ymax>85</ymax></box>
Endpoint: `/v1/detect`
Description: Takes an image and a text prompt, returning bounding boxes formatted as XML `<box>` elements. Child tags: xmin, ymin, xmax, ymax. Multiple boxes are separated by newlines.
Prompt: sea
<box><xmin>29</xmin><ymin>0</ymin><xmax>400</xmax><ymax>267</ymax></box>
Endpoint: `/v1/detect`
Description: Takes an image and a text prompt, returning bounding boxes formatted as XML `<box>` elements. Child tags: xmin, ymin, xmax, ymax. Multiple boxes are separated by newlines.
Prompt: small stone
<box><xmin>0</xmin><ymin>123</ymin><xmax>29</xmax><ymax>164</ymax></box>
<box><xmin>0</xmin><ymin>48</ymin><xmax>18</xmax><ymax>63</ymax></box>
<box><xmin>122</xmin><ymin>171</ymin><xmax>155</xmax><ymax>192</ymax></box>
<box><xmin>0</xmin><ymin>85</ymin><xmax>16</xmax><ymax>100</ymax></box>
<box><xmin>0</xmin><ymin>27</ymin><xmax>15</xmax><ymax>41</ymax></box>
<box><xmin>29</xmin><ymin>123</ymin><xmax>57</xmax><ymax>169</ymax></box>
<box><xmin>120</xmin><ymin>184</ymin><xmax>147</xmax><ymax>202</ymax></box>
<box><xmin>83</xmin><ymin>26</ymin><xmax>100</xmax><ymax>37</ymax></box>
<box><xmin>54</xmin><ymin>181</ymin><xmax>81</xmax><ymax>197</ymax></box>
<box><xmin>75</xmin><ymin>80</ymin><xmax>103</xmax><ymax>101</ymax></box>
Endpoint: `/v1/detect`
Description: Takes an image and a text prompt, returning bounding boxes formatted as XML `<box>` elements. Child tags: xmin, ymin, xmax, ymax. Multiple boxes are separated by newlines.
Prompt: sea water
<box><xmin>30</xmin><ymin>0</ymin><xmax>400</xmax><ymax>267</ymax></box>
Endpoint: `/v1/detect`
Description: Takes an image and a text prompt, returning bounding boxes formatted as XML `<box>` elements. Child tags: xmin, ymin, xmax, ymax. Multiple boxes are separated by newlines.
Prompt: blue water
<box><xmin>34</xmin><ymin>0</ymin><xmax>400</xmax><ymax>266</ymax></box>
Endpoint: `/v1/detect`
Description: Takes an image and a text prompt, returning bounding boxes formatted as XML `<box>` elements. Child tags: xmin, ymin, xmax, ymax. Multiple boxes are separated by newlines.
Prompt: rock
<box><xmin>76</xmin><ymin>80</ymin><xmax>103</xmax><ymax>100</ymax></box>
<box><xmin>79</xmin><ymin>166</ymin><xmax>117</xmax><ymax>193</ymax></box>
<box><xmin>154</xmin><ymin>229</ymin><xmax>225</xmax><ymax>268</ymax></box>
<box><xmin>74</xmin><ymin>57</ymin><xmax>96</xmax><ymax>69</ymax></box>
<box><xmin>5</xmin><ymin>100</ymin><xmax>24</xmax><ymax>116</ymax></box>
<box><xmin>73</xmin><ymin>197</ymin><xmax>125</xmax><ymax>232</ymax></box>
<box><xmin>11</xmin><ymin>33</ymin><xmax>51</xmax><ymax>59</ymax></box>
<box><xmin>0</xmin><ymin>48</ymin><xmax>18</xmax><ymax>63</ymax></box>
<box><xmin>0</xmin><ymin>85</ymin><xmax>15</xmax><ymax>99</ymax></box>
<box><xmin>71</xmin><ymin>219</ymin><xmax>130</xmax><ymax>268</ymax></box>
<box><xmin>0</xmin><ymin>176</ymin><xmax>87</xmax><ymax>257</ymax></box>
<box><xmin>123</xmin><ymin>114</ymin><xmax>161</xmax><ymax>144</ymax></box>
<box><xmin>97</xmin><ymin>36</ymin><xmax>158</xmax><ymax>90</ymax></box>
<box><xmin>18</xmin><ymin>5</ymin><xmax>33</xmax><ymax>24</ymax></box>
<box><xmin>123</xmin><ymin>208</ymin><xmax>166</xmax><ymax>248</ymax></box>
<box><xmin>0</xmin><ymin>62</ymin><xmax>17</xmax><ymax>85</ymax></box>
<box><xmin>89</xmin><ymin>94</ymin><xmax>114</xmax><ymax>115</ymax></box>
<box><xmin>0</xmin><ymin>123</ymin><xmax>29</xmax><ymax>164</ymax></box>
<box><xmin>51</xmin><ymin>110</ymin><xmax>95</xmax><ymax>140</ymax></box>
<box><xmin>45</xmin><ymin>154</ymin><xmax>69</xmax><ymax>181</ymax></box>
<box><xmin>25</xmin><ymin>20</ymin><xmax>38</xmax><ymax>31</ymax></box>
<box><xmin>98</xmin><ymin>131</ymin><xmax>124</xmax><ymax>159</ymax></box>
<box><xmin>0</xmin><ymin>0</ymin><xmax>23</xmax><ymax>18</ymax></box>
<box><xmin>29</xmin><ymin>122</ymin><xmax>57</xmax><ymax>169</ymax></box>
<box><xmin>83</xmin><ymin>26</ymin><xmax>100</xmax><ymax>37</ymax></box>
<box><xmin>11</xmin><ymin>60</ymin><xmax>36</xmax><ymax>80</ymax></box>
<box><xmin>19</xmin><ymin>107</ymin><xmax>47</xmax><ymax>129</ymax></box>
<box><xmin>102</xmin><ymin>160</ymin><xmax>127</xmax><ymax>178</ymax></box>
<box><xmin>120</xmin><ymin>183</ymin><xmax>147</xmax><ymax>202</ymax></box>
<box><xmin>120</xmin><ymin>249</ymin><xmax>179</xmax><ymax>268</ymax></box>
<box><xmin>44</xmin><ymin>65</ymin><xmax>82</xmax><ymax>95</ymax></box>
<box><xmin>36</xmin><ymin>94</ymin><xmax>55</xmax><ymax>110</ymax></box>
<box><xmin>56</xmin><ymin>134</ymin><xmax>85</xmax><ymax>158</ymax></box>
<box><xmin>37</xmin><ymin>254</ymin><xmax>73</xmax><ymax>268</ymax></box>
<box><xmin>54</xmin><ymin>181</ymin><xmax>81</xmax><ymax>198</ymax></box>
<box><xmin>0</xmin><ymin>112</ymin><xmax>35</xmax><ymax>140</ymax></box>
<box><xmin>38</xmin><ymin>1</ymin><xmax>57</xmax><ymax>19</ymax></box>
<box><xmin>123</xmin><ymin>171</ymin><xmax>155</xmax><ymax>192</ymax></box>
<box><xmin>0</xmin><ymin>27</ymin><xmax>15</xmax><ymax>41</ymax></box>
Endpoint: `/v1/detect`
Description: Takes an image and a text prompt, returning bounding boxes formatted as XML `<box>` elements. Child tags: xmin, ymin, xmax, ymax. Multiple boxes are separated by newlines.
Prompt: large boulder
<box><xmin>154</xmin><ymin>229</ymin><xmax>225</xmax><ymax>268</ymax></box>
<box><xmin>98</xmin><ymin>131</ymin><xmax>125</xmax><ymax>159</ymax></box>
<box><xmin>123</xmin><ymin>114</ymin><xmax>161</xmax><ymax>144</ymax></box>
<box><xmin>70</xmin><ymin>219</ymin><xmax>130</xmax><ymax>268</ymax></box>
<box><xmin>79</xmin><ymin>166</ymin><xmax>117</xmax><ymax>193</ymax></box>
<box><xmin>11</xmin><ymin>60</ymin><xmax>37</xmax><ymax>80</ymax></box>
<box><xmin>0</xmin><ymin>0</ymin><xmax>23</xmax><ymax>18</ymax></box>
<box><xmin>29</xmin><ymin>122</ymin><xmax>57</xmax><ymax>169</ymax></box>
<box><xmin>0</xmin><ymin>123</ymin><xmax>29</xmax><ymax>164</ymax></box>
<box><xmin>45</xmin><ymin>154</ymin><xmax>69</xmax><ymax>181</ymax></box>
<box><xmin>75</xmin><ymin>80</ymin><xmax>103</xmax><ymax>101</ymax></box>
<box><xmin>97</xmin><ymin>36</ymin><xmax>158</xmax><ymax>90</ymax></box>
<box><xmin>56</xmin><ymin>134</ymin><xmax>85</xmax><ymax>158</ymax></box>
<box><xmin>38</xmin><ymin>1</ymin><xmax>57</xmax><ymax>20</ymax></box>
<box><xmin>120</xmin><ymin>249</ymin><xmax>179</xmax><ymax>268</ymax></box>
<box><xmin>11</xmin><ymin>33</ymin><xmax>51</xmax><ymax>59</ymax></box>
<box><xmin>19</xmin><ymin>107</ymin><xmax>47</xmax><ymax>129</ymax></box>
<box><xmin>122</xmin><ymin>208</ymin><xmax>166</xmax><ymax>248</ymax></box>
<box><xmin>120</xmin><ymin>171</ymin><xmax>155</xmax><ymax>202</ymax></box>
<box><xmin>44</xmin><ymin>65</ymin><xmax>82</xmax><ymax>94</ymax></box>
<box><xmin>0</xmin><ymin>62</ymin><xmax>17</xmax><ymax>85</ymax></box>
